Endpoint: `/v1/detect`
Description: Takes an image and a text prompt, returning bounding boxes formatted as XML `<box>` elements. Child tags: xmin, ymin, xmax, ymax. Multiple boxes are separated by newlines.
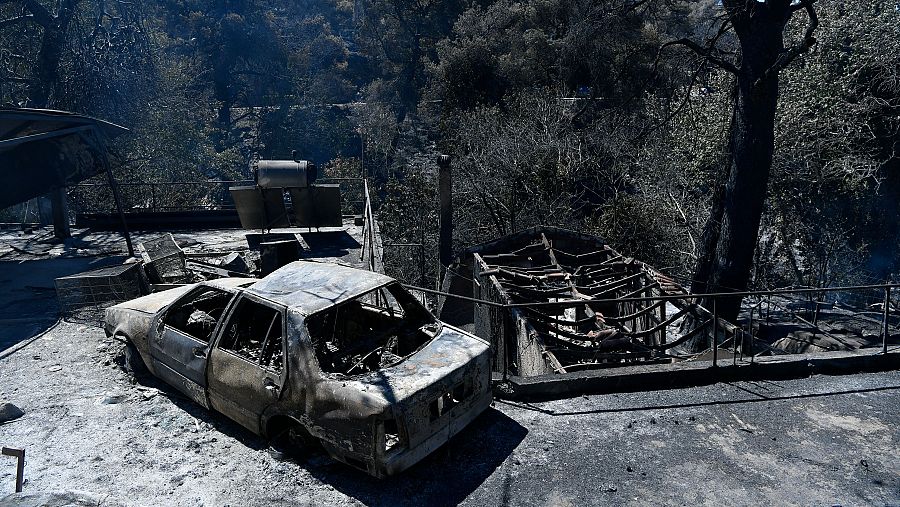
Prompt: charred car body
<box><xmin>104</xmin><ymin>261</ymin><xmax>492</xmax><ymax>477</ymax></box>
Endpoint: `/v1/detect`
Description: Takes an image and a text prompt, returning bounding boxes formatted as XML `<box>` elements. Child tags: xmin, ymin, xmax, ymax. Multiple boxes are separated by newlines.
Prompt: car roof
<box><xmin>244</xmin><ymin>261</ymin><xmax>395</xmax><ymax>315</ymax></box>
<box><xmin>205</xmin><ymin>277</ymin><xmax>255</xmax><ymax>291</ymax></box>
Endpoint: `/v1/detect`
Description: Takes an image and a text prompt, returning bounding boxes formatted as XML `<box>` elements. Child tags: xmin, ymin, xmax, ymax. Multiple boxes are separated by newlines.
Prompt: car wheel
<box><xmin>269</xmin><ymin>424</ymin><xmax>313</xmax><ymax>461</ymax></box>
<box><xmin>124</xmin><ymin>340</ymin><xmax>149</xmax><ymax>377</ymax></box>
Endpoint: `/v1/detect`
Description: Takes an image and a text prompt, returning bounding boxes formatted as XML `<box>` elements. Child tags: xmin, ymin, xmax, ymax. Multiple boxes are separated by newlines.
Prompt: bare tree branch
<box><xmin>759</xmin><ymin>0</ymin><xmax>819</xmax><ymax>83</ymax></box>
<box><xmin>20</xmin><ymin>0</ymin><xmax>54</xmax><ymax>27</ymax></box>
<box><xmin>658</xmin><ymin>17</ymin><xmax>739</xmax><ymax>76</ymax></box>
<box><xmin>659</xmin><ymin>38</ymin><xmax>739</xmax><ymax>75</ymax></box>
<box><xmin>0</xmin><ymin>14</ymin><xmax>33</xmax><ymax>29</ymax></box>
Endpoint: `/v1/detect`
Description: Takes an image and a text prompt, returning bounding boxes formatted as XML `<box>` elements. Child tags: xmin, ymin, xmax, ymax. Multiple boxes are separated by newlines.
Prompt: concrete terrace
<box><xmin>0</xmin><ymin>224</ymin><xmax>898</xmax><ymax>505</ymax></box>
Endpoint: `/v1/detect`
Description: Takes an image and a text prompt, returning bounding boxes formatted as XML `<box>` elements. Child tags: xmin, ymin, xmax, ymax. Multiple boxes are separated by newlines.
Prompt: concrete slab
<box><xmin>498</xmin><ymin>348</ymin><xmax>900</xmax><ymax>400</ymax></box>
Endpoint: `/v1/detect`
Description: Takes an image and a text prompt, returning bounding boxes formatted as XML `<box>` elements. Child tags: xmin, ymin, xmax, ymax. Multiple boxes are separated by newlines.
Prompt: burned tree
<box><xmin>0</xmin><ymin>0</ymin><xmax>79</xmax><ymax>108</ymax></box>
<box><xmin>665</xmin><ymin>0</ymin><xmax>820</xmax><ymax>324</ymax></box>
<box><xmin>0</xmin><ymin>0</ymin><xmax>149</xmax><ymax>110</ymax></box>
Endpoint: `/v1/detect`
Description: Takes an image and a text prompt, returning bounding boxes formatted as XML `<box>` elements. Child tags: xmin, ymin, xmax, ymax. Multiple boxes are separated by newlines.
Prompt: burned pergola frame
<box><xmin>0</xmin><ymin>108</ymin><xmax>132</xmax><ymax>253</ymax></box>
<box><xmin>439</xmin><ymin>227</ymin><xmax>741</xmax><ymax>377</ymax></box>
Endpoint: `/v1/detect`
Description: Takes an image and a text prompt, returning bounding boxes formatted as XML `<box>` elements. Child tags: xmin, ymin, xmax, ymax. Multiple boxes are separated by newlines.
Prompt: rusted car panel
<box><xmin>103</xmin><ymin>261</ymin><xmax>492</xmax><ymax>477</ymax></box>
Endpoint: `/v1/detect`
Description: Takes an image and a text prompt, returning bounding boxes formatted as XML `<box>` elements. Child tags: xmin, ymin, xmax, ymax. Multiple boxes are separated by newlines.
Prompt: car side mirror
<box><xmin>192</xmin><ymin>347</ymin><xmax>207</xmax><ymax>359</ymax></box>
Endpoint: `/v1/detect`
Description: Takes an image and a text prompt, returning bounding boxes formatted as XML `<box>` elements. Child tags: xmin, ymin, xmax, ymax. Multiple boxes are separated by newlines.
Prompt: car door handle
<box><xmin>192</xmin><ymin>347</ymin><xmax>207</xmax><ymax>359</ymax></box>
<box><xmin>264</xmin><ymin>377</ymin><xmax>279</xmax><ymax>393</ymax></box>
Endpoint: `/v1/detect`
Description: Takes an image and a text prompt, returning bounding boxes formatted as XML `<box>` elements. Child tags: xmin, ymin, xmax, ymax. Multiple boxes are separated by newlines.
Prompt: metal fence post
<box><xmin>712</xmin><ymin>298</ymin><xmax>718</xmax><ymax>368</ymax></box>
<box><xmin>419</xmin><ymin>244</ymin><xmax>426</xmax><ymax>292</ymax></box>
<box><xmin>883</xmin><ymin>286</ymin><xmax>891</xmax><ymax>354</ymax></box>
<box><xmin>749</xmin><ymin>304</ymin><xmax>755</xmax><ymax>364</ymax></box>
<box><xmin>502</xmin><ymin>303</ymin><xmax>509</xmax><ymax>382</ymax></box>
<box><xmin>733</xmin><ymin>329</ymin><xmax>739</xmax><ymax>366</ymax></box>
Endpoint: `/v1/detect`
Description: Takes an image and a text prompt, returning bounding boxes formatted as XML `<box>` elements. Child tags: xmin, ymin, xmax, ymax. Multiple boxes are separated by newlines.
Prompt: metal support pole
<box><xmin>103</xmin><ymin>157</ymin><xmax>135</xmax><ymax>258</ymax></box>
<box><xmin>437</xmin><ymin>155</ymin><xmax>453</xmax><ymax>269</ymax></box>
<box><xmin>748</xmin><ymin>304</ymin><xmax>754</xmax><ymax>364</ymax></box>
<box><xmin>502</xmin><ymin>306</ymin><xmax>509</xmax><ymax>382</ymax></box>
<box><xmin>712</xmin><ymin>298</ymin><xmax>718</xmax><ymax>368</ymax></box>
<box><xmin>883</xmin><ymin>286</ymin><xmax>891</xmax><ymax>354</ymax></box>
<box><xmin>49</xmin><ymin>186</ymin><xmax>71</xmax><ymax>239</ymax></box>
<box><xmin>2</xmin><ymin>447</ymin><xmax>24</xmax><ymax>493</ymax></box>
<box><xmin>733</xmin><ymin>329</ymin><xmax>739</xmax><ymax>366</ymax></box>
<box><xmin>419</xmin><ymin>244</ymin><xmax>426</xmax><ymax>295</ymax></box>
<box><xmin>813</xmin><ymin>289</ymin><xmax>822</xmax><ymax>326</ymax></box>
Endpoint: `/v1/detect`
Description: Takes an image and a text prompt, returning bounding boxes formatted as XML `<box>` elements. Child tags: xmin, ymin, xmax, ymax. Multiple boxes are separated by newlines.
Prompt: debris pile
<box><xmin>439</xmin><ymin>227</ymin><xmax>735</xmax><ymax>376</ymax></box>
<box><xmin>54</xmin><ymin>233</ymin><xmax>256</xmax><ymax>324</ymax></box>
<box><xmin>139</xmin><ymin>233</ymin><xmax>192</xmax><ymax>284</ymax></box>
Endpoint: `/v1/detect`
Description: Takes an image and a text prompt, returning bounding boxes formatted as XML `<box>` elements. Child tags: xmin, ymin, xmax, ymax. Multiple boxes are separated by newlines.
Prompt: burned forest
<box><xmin>1</xmin><ymin>0</ymin><xmax>900</xmax><ymax>505</ymax></box>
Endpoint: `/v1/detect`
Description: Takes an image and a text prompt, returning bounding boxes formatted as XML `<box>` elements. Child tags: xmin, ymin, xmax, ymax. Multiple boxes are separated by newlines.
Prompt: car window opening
<box><xmin>221</xmin><ymin>298</ymin><xmax>283</xmax><ymax>370</ymax></box>
<box><xmin>260</xmin><ymin>312</ymin><xmax>285</xmax><ymax>373</ymax></box>
<box><xmin>307</xmin><ymin>283</ymin><xmax>439</xmax><ymax>375</ymax></box>
<box><xmin>163</xmin><ymin>287</ymin><xmax>232</xmax><ymax>343</ymax></box>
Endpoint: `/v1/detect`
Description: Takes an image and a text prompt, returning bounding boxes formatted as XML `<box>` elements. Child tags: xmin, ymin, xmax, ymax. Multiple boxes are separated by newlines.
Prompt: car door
<box><xmin>150</xmin><ymin>285</ymin><xmax>236</xmax><ymax>408</ymax></box>
<box><xmin>206</xmin><ymin>293</ymin><xmax>287</xmax><ymax>434</ymax></box>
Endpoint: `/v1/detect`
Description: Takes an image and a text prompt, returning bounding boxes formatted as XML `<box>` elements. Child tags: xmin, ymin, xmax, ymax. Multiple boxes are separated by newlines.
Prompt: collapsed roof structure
<box><xmin>437</xmin><ymin>227</ymin><xmax>741</xmax><ymax>377</ymax></box>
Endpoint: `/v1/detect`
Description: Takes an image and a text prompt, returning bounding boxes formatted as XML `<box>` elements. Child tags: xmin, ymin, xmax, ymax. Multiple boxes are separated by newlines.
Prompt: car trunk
<box><xmin>356</xmin><ymin>329</ymin><xmax>491</xmax><ymax>451</ymax></box>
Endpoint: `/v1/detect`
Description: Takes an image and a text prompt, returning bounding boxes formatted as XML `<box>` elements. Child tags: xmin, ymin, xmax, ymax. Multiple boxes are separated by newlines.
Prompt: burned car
<box><xmin>104</xmin><ymin>261</ymin><xmax>492</xmax><ymax>477</ymax></box>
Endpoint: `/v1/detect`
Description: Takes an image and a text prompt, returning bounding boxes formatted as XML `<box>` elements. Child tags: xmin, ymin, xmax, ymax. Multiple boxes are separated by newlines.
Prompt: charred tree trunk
<box><xmin>691</xmin><ymin>83</ymin><xmax>738</xmax><ymax>296</ymax></box>
<box><xmin>213</xmin><ymin>58</ymin><xmax>233</xmax><ymax>141</ymax></box>
<box><xmin>701</xmin><ymin>23</ymin><xmax>784</xmax><ymax>322</ymax></box>
<box><xmin>24</xmin><ymin>0</ymin><xmax>78</xmax><ymax>108</ymax></box>
<box><xmin>674</xmin><ymin>0</ymin><xmax>818</xmax><ymax>350</ymax></box>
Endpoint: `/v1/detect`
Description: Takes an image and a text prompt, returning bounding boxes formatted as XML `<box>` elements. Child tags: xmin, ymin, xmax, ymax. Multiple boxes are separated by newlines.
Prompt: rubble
<box><xmin>138</xmin><ymin>233</ymin><xmax>191</xmax><ymax>284</ymax></box>
<box><xmin>218</xmin><ymin>252</ymin><xmax>250</xmax><ymax>273</ymax></box>
<box><xmin>438</xmin><ymin>227</ymin><xmax>734</xmax><ymax>377</ymax></box>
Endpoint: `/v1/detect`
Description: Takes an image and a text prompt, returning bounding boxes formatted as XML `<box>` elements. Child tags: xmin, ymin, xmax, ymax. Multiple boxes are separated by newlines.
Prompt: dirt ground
<box><xmin>2</xmin><ymin>316</ymin><xmax>899</xmax><ymax>506</ymax></box>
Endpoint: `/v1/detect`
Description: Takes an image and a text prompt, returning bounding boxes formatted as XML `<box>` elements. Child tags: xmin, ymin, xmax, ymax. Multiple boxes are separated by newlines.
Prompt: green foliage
<box><xmin>427</xmin><ymin>0</ymin><xmax>664</xmax><ymax>111</ymax></box>
<box><xmin>0</xmin><ymin>0</ymin><xmax>153</xmax><ymax>116</ymax></box>
<box><xmin>356</xmin><ymin>0</ymin><xmax>466</xmax><ymax>112</ymax></box>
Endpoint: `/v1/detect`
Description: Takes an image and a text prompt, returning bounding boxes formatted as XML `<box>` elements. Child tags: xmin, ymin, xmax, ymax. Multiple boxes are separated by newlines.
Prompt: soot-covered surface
<box><xmin>1</xmin><ymin>315</ymin><xmax>899</xmax><ymax>506</ymax></box>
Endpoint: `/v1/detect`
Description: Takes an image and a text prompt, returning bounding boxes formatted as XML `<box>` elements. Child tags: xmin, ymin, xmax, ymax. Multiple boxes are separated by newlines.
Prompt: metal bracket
<box><xmin>1</xmin><ymin>446</ymin><xmax>24</xmax><ymax>493</ymax></box>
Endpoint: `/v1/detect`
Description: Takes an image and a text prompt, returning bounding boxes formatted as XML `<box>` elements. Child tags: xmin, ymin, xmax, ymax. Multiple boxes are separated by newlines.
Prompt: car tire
<box><xmin>269</xmin><ymin>424</ymin><xmax>314</xmax><ymax>461</ymax></box>
<box><xmin>124</xmin><ymin>340</ymin><xmax>149</xmax><ymax>377</ymax></box>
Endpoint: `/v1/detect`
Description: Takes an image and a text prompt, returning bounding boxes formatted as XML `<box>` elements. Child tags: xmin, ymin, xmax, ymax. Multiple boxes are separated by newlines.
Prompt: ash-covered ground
<box><xmin>2</xmin><ymin>317</ymin><xmax>899</xmax><ymax>506</ymax></box>
<box><xmin>1</xmin><ymin>229</ymin><xmax>899</xmax><ymax>505</ymax></box>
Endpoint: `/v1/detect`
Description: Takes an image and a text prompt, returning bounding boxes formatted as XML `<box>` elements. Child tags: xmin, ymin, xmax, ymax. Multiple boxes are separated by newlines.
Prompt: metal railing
<box><xmin>70</xmin><ymin>180</ymin><xmax>250</xmax><ymax>213</ymax></box>
<box><xmin>401</xmin><ymin>282</ymin><xmax>900</xmax><ymax>378</ymax></box>
<box><xmin>69</xmin><ymin>177</ymin><xmax>369</xmax><ymax>215</ymax></box>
